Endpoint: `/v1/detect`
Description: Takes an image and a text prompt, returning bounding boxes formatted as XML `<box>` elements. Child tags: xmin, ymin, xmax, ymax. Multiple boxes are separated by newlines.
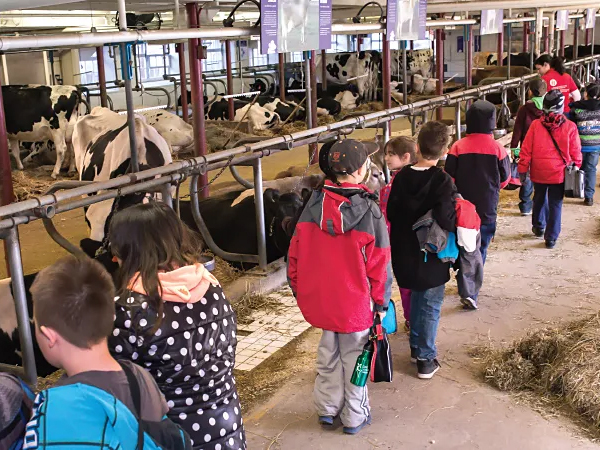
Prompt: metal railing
<box><xmin>1</xmin><ymin>53</ymin><xmax>598</xmax><ymax>385</ymax></box>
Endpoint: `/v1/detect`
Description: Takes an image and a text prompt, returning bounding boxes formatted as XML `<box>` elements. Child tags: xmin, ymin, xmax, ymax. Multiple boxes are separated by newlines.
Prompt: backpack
<box><xmin>0</xmin><ymin>373</ymin><xmax>35</xmax><ymax>450</ymax></box>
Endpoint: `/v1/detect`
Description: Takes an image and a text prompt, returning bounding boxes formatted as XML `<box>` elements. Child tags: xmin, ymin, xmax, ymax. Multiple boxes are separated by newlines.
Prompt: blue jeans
<box><xmin>479</xmin><ymin>222</ymin><xmax>497</xmax><ymax>265</ymax></box>
<box><xmin>582</xmin><ymin>151</ymin><xmax>600</xmax><ymax>200</ymax></box>
<box><xmin>519</xmin><ymin>176</ymin><xmax>534</xmax><ymax>214</ymax></box>
<box><xmin>384</xmin><ymin>261</ymin><xmax>393</xmax><ymax>304</ymax></box>
<box><xmin>532</xmin><ymin>183</ymin><xmax>565</xmax><ymax>242</ymax></box>
<box><xmin>409</xmin><ymin>285</ymin><xmax>445</xmax><ymax>361</ymax></box>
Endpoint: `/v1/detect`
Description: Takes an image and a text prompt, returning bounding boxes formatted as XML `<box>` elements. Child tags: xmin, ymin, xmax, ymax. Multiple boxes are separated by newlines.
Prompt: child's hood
<box><xmin>399</xmin><ymin>167</ymin><xmax>447</xmax><ymax>211</ymax></box>
<box><xmin>129</xmin><ymin>263</ymin><xmax>220</xmax><ymax>304</ymax></box>
<box><xmin>305</xmin><ymin>180</ymin><xmax>378</xmax><ymax>235</ymax></box>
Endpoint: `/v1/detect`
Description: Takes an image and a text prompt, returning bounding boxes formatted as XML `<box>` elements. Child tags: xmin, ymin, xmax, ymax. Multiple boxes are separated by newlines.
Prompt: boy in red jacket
<box><xmin>288</xmin><ymin>139</ymin><xmax>390</xmax><ymax>435</ymax></box>
<box><xmin>519</xmin><ymin>90</ymin><xmax>582</xmax><ymax>248</ymax></box>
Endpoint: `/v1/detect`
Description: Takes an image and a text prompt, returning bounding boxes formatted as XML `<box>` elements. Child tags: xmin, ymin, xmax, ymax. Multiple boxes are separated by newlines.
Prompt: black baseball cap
<box><xmin>326</xmin><ymin>139</ymin><xmax>377</xmax><ymax>175</ymax></box>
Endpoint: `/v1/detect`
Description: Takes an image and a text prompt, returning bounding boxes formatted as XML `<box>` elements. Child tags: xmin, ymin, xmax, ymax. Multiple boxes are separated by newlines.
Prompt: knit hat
<box><xmin>466</xmin><ymin>100</ymin><xmax>496</xmax><ymax>135</ymax></box>
<box><xmin>543</xmin><ymin>89</ymin><xmax>565</xmax><ymax>114</ymax></box>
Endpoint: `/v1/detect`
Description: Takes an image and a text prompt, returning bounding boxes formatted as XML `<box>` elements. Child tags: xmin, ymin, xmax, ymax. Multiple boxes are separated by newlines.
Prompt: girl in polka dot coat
<box><xmin>107</xmin><ymin>202</ymin><xmax>246</xmax><ymax>450</ymax></box>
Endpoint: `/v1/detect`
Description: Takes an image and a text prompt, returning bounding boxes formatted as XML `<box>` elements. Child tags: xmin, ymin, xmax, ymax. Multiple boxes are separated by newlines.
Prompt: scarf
<box><xmin>541</xmin><ymin>112</ymin><xmax>565</xmax><ymax>132</ymax></box>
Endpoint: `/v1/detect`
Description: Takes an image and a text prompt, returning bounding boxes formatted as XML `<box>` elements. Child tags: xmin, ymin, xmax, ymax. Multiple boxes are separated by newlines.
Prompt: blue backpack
<box><xmin>382</xmin><ymin>299</ymin><xmax>398</xmax><ymax>334</ymax></box>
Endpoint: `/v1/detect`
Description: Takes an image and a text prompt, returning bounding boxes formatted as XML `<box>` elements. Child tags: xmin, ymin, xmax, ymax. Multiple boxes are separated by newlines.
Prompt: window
<box><xmin>203</xmin><ymin>40</ymin><xmax>225</xmax><ymax>73</ymax></box>
<box><xmin>329</xmin><ymin>35</ymin><xmax>350</xmax><ymax>53</ymax></box>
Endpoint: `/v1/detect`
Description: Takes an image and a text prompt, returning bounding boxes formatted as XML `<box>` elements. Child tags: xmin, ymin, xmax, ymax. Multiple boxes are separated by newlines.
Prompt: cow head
<box><xmin>263</xmin><ymin>188</ymin><xmax>304</xmax><ymax>256</ymax></box>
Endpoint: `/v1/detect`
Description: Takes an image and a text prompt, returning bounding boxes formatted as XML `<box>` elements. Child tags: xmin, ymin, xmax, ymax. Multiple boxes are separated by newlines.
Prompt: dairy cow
<box><xmin>204</xmin><ymin>96</ymin><xmax>280</xmax><ymax>131</ymax></box>
<box><xmin>4</xmin><ymin>85</ymin><xmax>81</xmax><ymax>178</ymax></box>
<box><xmin>316</xmin><ymin>51</ymin><xmax>381</xmax><ymax>101</ymax></box>
<box><xmin>391</xmin><ymin>48</ymin><xmax>434</xmax><ymax>78</ymax></box>
<box><xmin>139</xmin><ymin>109</ymin><xmax>194</xmax><ymax>153</ymax></box>
<box><xmin>73</xmin><ymin>107</ymin><xmax>173</xmax><ymax>243</ymax></box>
<box><xmin>255</xmin><ymin>96</ymin><xmax>306</xmax><ymax>121</ymax></box>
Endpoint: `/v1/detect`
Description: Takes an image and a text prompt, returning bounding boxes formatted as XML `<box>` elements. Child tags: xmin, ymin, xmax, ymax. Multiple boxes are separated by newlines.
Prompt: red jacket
<box><xmin>519</xmin><ymin>119</ymin><xmax>582</xmax><ymax>184</ymax></box>
<box><xmin>287</xmin><ymin>181</ymin><xmax>390</xmax><ymax>333</ymax></box>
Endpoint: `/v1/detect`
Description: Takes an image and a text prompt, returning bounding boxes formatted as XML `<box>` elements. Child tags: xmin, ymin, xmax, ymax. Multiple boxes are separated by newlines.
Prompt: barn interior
<box><xmin>2</xmin><ymin>1</ymin><xmax>600</xmax><ymax>449</ymax></box>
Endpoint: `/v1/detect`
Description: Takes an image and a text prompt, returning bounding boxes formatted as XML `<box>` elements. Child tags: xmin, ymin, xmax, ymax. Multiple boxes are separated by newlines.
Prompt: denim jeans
<box><xmin>409</xmin><ymin>285</ymin><xmax>446</xmax><ymax>361</ymax></box>
<box><xmin>479</xmin><ymin>222</ymin><xmax>497</xmax><ymax>265</ymax></box>
<box><xmin>582</xmin><ymin>151</ymin><xmax>600</xmax><ymax>200</ymax></box>
<box><xmin>519</xmin><ymin>176</ymin><xmax>534</xmax><ymax>214</ymax></box>
<box><xmin>532</xmin><ymin>183</ymin><xmax>565</xmax><ymax>242</ymax></box>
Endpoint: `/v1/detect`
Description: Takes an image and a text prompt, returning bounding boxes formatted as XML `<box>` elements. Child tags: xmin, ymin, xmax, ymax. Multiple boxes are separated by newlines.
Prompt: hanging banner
<box><xmin>480</xmin><ymin>9</ymin><xmax>503</xmax><ymax>35</ymax></box>
<box><xmin>261</xmin><ymin>0</ymin><xmax>331</xmax><ymax>54</ymax></box>
<box><xmin>586</xmin><ymin>8</ymin><xmax>597</xmax><ymax>29</ymax></box>
<box><xmin>387</xmin><ymin>0</ymin><xmax>427</xmax><ymax>42</ymax></box>
<box><xmin>556</xmin><ymin>10</ymin><xmax>569</xmax><ymax>31</ymax></box>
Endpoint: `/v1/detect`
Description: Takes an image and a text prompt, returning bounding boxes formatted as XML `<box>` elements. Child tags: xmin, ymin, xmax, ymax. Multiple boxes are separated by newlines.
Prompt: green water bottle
<box><xmin>351</xmin><ymin>343</ymin><xmax>373</xmax><ymax>387</ymax></box>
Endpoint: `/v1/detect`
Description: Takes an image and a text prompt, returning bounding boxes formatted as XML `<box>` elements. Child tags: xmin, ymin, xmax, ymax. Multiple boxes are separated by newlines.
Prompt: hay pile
<box><xmin>206</xmin><ymin>124</ymin><xmax>256</xmax><ymax>152</ymax></box>
<box><xmin>211</xmin><ymin>255</ymin><xmax>241</xmax><ymax>286</ymax></box>
<box><xmin>476</xmin><ymin>313</ymin><xmax>600</xmax><ymax>428</ymax></box>
<box><xmin>12</xmin><ymin>168</ymin><xmax>77</xmax><ymax>201</ymax></box>
<box><xmin>230</xmin><ymin>292</ymin><xmax>284</xmax><ymax>326</ymax></box>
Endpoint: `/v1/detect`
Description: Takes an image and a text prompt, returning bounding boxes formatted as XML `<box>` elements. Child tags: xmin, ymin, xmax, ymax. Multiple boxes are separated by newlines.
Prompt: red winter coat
<box><xmin>287</xmin><ymin>181</ymin><xmax>390</xmax><ymax>333</ymax></box>
<box><xmin>519</xmin><ymin>119</ymin><xmax>582</xmax><ymax>184</ymax></box>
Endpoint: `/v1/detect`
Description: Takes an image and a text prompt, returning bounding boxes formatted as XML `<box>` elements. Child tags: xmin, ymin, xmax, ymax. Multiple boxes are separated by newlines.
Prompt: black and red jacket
<box><xmin>287</xmin><ymin>181</ymin><xmax>390</xmax><ymax>333</ymax></box>
<box><xmin>445</xmin><ymin>133</ymin><xmax>510</xmax><ymax>224</ymax></box>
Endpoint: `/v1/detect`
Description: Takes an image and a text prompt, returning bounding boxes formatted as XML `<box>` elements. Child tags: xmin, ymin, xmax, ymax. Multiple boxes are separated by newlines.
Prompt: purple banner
<box><xmin>587</xmin><ymin>8</ymin><xmax>597</xmax><ymax>29</ymax></box>
<box><xmin>319</xmin><ymin>0</ymin><xmax>332</xmax><ymax>50</ymax></box>
<box><xmin>556</xmin><ymin>10</ymin><xmax>569</xmax><ymax>31</ymax></box>
<box><xmin>387</xmin><ymin>0</ymin><xmax>427</xmax><ymax>42</ymax></box>
<box><xmin>261</xmin><ymin>0</ymin><xmax>278</xmax><ymax>54</ymax></box>
<box><xmin>417</xmin><ymin>0</ymin><xmax>427</xmax><ymax>40</ymax></box>
<box><xmin>386</xmin><ymin>0</ymin><xmax>398</xmax><ymax>41</ymax></box>
<box><xmin>481</xmin><ymin>9</ymin><xmax>503</xmax><ymax>35</ymax></box>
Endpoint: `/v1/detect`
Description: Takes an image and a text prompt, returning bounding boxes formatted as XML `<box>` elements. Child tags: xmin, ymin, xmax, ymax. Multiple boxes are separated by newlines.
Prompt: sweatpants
<box><xmin>314</xmin><ymin>329</ymin><xmax>370</xmax><ymax>428</ymax></box>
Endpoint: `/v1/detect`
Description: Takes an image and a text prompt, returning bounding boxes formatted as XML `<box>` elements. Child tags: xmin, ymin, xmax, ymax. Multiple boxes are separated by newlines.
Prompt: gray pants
<box><xmin>314</xmin><ymin>329</ymin><xmax>370</xmax><ymax>428</ymax></box>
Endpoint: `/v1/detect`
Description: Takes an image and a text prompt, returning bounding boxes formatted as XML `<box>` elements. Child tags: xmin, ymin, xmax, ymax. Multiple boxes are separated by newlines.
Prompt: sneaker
<box><xmin>417</xmin><ymin>359</ymin><xmax>441</xmax><ymax>379</ymax></box>
<box><xmin>460</xmin><ymin>297</ymin><xmax>478</xmax><ymax>310</ymax></box>
<box><xmin>584</xmin><ymin>198</ymin><xmax>594</xmax><ymax>206</ymax></box>
<box><xmin>545</xmin><ymin>240</ymin><xmax>556</xmax><ymax>249</ymax></box>
<box><xmin>532</xmin><ymin>226</ymin><xmax>544</xmax><ymax>238</ymax></box>
<box><xmin>521</xmin><ymin>210</ymin><xmax>532</xmax><ymax>216</ymax></box>
<box><xmin>342</xmin><ymin>415</ymin><xmax>372</xmax><ymax>435</ymax></box>
<box><xmin>318</xmin><ymin>416</ymin><xmax>334</xmax><ymax>427</ymax></box>
<box><xmin>410</xmin><ymin>347</ymin><xmax>418</xmax><ymax>364</ymax></box>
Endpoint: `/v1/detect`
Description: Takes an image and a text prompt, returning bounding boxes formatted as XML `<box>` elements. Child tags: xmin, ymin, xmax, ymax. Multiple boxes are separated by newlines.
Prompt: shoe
<box><xmin>521</xmin><ymin>210</ymin><xmax>532</xmax><ymax>216</ymax></box>
<box><xmin>410</xmin><ymin>347</ymin><xmax>418</xmax><ymax>364</ymax></box>
<box><xmin>318</xmin><ymin>415</ymin><xmax>334</xmax><ymax>427</ymax></box>
<box><xmin>343</xmin><ymin>415</ymin><xmax>372</xmax><ymax>435</ymax></box>
<box><xmin>545</xmin><ymin>240</ymin><xmax>556</xmax><ymax>249</ymax></box>
<box><xmin>460</xmin><ymin>297</ymin><xmax>478</xmax><ymax>310</ymax></box>
<box><xmin>417</xmin><ymin>359</ymin><xmax>441</xmax><ymax>379</ymax></box>
<box><xmin>532</xmin><ymin>226</ymin><xmax>544</xmax><ymax>238</ymax></box>
<box><xmin>404</xmin><ymin>320</ymin><xmax>410</xmax><ymax>332</ymax></box>
<box><xmin>584</xmin><ymin>198</ymin><xmax>594</xmax><ymax>206</ymax></box>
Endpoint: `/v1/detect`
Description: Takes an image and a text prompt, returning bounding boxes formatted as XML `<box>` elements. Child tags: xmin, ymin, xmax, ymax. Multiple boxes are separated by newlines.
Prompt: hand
<box><xmin>376</xmin><ymin>311</ymin><xmax>387</xmax><ymax>320</ymax></box>
<box><xmin>519</xmin><ymin>172</ymin><xmax>527</xmax><ymax>183</ymax></box>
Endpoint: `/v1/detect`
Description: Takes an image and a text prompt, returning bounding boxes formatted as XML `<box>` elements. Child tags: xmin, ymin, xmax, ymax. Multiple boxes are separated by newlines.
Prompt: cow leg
<box><xmin>50</xmin><ymin>131</ymin><xmax>67</xmax><ymax>179</ymax></box>
<box><xmin>66</xmin><ymin>142</ymin><xmax>77</xmax><ymax>176</ymax></box>
<box><xmin>9</xmin><ymin>139</ymin><xmax>23</xmax><ymax>171</ymax></box>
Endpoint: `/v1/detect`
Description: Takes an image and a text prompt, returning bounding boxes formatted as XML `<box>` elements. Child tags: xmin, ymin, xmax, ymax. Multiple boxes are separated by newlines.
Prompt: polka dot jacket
<box><xmin>109</xmin><ymin>282</ymin><xmax>247</xmax><ymax>450</ymax></box>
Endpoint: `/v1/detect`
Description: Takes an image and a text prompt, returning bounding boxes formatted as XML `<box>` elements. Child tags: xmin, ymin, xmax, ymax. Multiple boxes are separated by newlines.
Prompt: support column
<box><xmin>536</xmin><ymin>8</ymin><xmax>545</xmax><ymax>55</ymax></box>
<box><xmin>466</xmin><ymin>24</ymin><xmax>473</xmax><ymax>89</ymax></box>
<box><xmin>586</xmin><ymin>28</ymin><xmax>591</xmax><ymax>46</ymax></box>
<box><xmin>308</xmin><ymin>51</ymin><xmax>318</xmax><ymax>164</ymax></box>
<box><xmin>42</xmin><ymin>51</ymin><xmax>51</xmax><ymax>85</ymax></box>
<box><xmin>548</xmin><ymin>13</ymin><xmax>556</xmax><ymax>54</ymax></box>
<box><xmin>543</xmin><ymin>26</ymin><xmax>549</xmax><ymax>53</ymax></box>
<box><xmin>497</xmin><ymin>23</ymin><xmax>504</xmax><ymax>66</ymax></box>
<box><xmin>0</xmin><ymin>77</ymin><xmax>14</xmax><ymax>207</ymax></box>
<box><xmin>435</xmin><ymin>29</ymin><xmax>444</xmax><ymax>120</ymax></box>
<box><xmin>1</xmin><ymin>55</ymin><xmax>8</xmax><ymax>85</ymax></box>
<box><xmin>279</xmin><ymin>53</ymin><xmax>285</xmax><ymax>101</ymax></box>
<box><xmin>523</xmin><ymin>21</ymin><xmax>530</xmax><ymax>53</ymax></box>
<box><xmin>401</xmin><ymin>41</ymin><xmax>408</xmax><ymax>105</ymax></box>
<box><xmin>559</xmin><ymin>30</ymin><xmax>566</xmax><ymax>58</ymax></box>
<box><xmin>507</xmin><ymin>23</ymin><xmax>512</xmax><ymax>77</ymax></box>
<box><xmin>186</xmin><ymin>2</ymin><xmax>209</xmax><ymax>197</ymax></box>
<box><xmin>321</xmin><ymin>49</ymin><xmax>327</xmax><ymax>90</ymax></box>
<box><xmin>382</xmin><ymin>35</ymin><xmax>392</xmax><ymax>182</ymax></box>
<box><xmin>117</xmin><ymin>0</ymin><xmax>139</xmax><ymax>172</ymax></box>
<box><xmin>225</xmin><ymin>41</ymin><xmax>235</xmax><ymax>121</ymax></box>
<box><xmin>177</xmin><ymin>43</ymin><xmax>189</xmax><ymax>122</ymax></box>
<box><xmin>574</xmin><ymin>19</ymin><xmax>580</xmax><ymax>61</ymax></box>
<box><xmin>97</xmin><ymin>46</ymin><xmax>108</xmax><ymax>108</ymax></box>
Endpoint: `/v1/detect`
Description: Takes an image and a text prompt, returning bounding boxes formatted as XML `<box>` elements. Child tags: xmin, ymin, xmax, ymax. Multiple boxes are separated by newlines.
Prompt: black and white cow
<box><xmin>391</xmin><ymin>48</ymin><xmax>434</xmax><ymax>79</ymax></box>
<box><xmin>4</xmin><ymin>85</ymin><xmax>81</xmax><ymax>178</ymax></box>
<box><xmin>255</xmin><ymin>96</ymin><xmax>306</xmax><ymax>122</ymax></box>
<box><xmin>316</xmin><ymin>51</ymin><xmax>381</xmax><ymax>101</ymax></box>
<box><xmin>204</xmin><ymin>96</ymin><xmax>280</xmax><ymax>131</ymax></box>
<box><xmin>73</xmin><ymin>107</ymin><xmax>173</xmax><ymax>243</ymax></box>
<box><xmin>139</xmin><ymin>109</ymin><xmax>194</xmax><ymax>153</ymax></box>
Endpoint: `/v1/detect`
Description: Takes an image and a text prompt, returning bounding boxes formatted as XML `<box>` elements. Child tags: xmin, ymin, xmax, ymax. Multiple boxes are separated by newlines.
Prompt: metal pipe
<box><xmin>466</xmin><ymin>24</ymin><xmax>473</xmax><ymax>89</ymax></box>
<box><xmin>523</xmin><ymin>21</ymin><xmax>530</xmax><ymax>52</ymax></box>
<box><xmin>120</xmin><ymin>45</ymin><xmax>139</xmax><ymax>172</ymax></box>
<box><xmin>225</xmin><ymin>41</ymin><xmax>235</xmax><ymax>121</ymax></box>
<box><xmin>187</xmin><ymin>2</ymin><xmax>209</xmax><ymax>198</ymax></box>
<box><xmin>0</xmin><ymin>77</ymin><xmax>14</xmax><ymax>208</ymax></box>
<box><xmin>229</xmin><ymin>166</ymin><xmax>254</xmax><ymax>189</ymax></box>
<box><xmin>252</xmin><ymin>159</ymin><xmax>268</xmax><ymax>270</ymax></box>
<box><xmin>549</xmin><ymin>12</ymin><xmax>556</xmax><ymax>54</ymax></box>
<box><xmin>560</xmin><ymin>29</ymin><xmax>566</xmax><ymax>57</ymax></box>
<box><xmin>586</xmin><ymin>28</ymin><xmax>591</xmax><ymax>46</ymax></box>
<box><xmin>97</xmin><ymin>46</ymin><xmax>108</xmax><ymax>108</ymax></box>
<box><xmin>436</xmin><ymin>29</ymin><xmax>444</xmax><ymax>120</ymax></box>
<box><xmin>455</xmin><ymin>103</ymin><xmax>462</xmax><ymax>140</ymax></box>
<box><xmin>574</xmin><ymin>18</ymin><xmax>580</xmax><ymax>60</ymax></box>
<box><xmin>402</xmin><ymin>41</ymin><xmax>408</xmax><ymax>105</ymax></box>
<box><xmin>1</xmin><ymin>55</ymin><xmax>8</xmax><ymax>85</ymax></box>
<box><xmin>498</xmin><ymin>22</ymin><xmax>504</xmax><ymax>66</ymax></box>
<box><xmin>530</xmin><ymin>25</ymin><xmax>535</xmax><ymax>71</ymax></box>
<box><xmin>279</xmin><ymin>53</ymin><xmax>285</xmax><ymax>101</ymax></box>
<box><xmin>507</xmin><ymin>23</ymin><xmax>512</xmax><ymax>78</ymax></box>
<box><xmin>428</xmin><ymin>1</ymin><xmax>600</xmax><ymax>13</ymax></box>
<box><xmin>43</xmin><ymin>51</ymin><xmax>51</xmax><ymax>85</ymax></box>
<box><xmin>321</xmin><ymin>49</ymin><xmax>328</xmax><ymax>90</ymax></box>
<box><xmin>304</xmin><ymin>52</ymin><xmax>316</xmax><ymax>164</ymax></box>
<box><xmin>177</xmin><ymin>43</ymin><xmax>189</xmax><ymax>122</ymax></box>
<box><xmin>382</xmin><ymin>34</ymin><xmax>392</xmax><ymax>183</ymax></box>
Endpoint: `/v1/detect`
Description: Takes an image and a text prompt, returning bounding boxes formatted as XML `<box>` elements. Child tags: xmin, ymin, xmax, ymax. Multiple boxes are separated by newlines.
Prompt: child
<box><xmin>25</xmin><ymin>256</ymin><xmax>188</xmax><ymax>448</ymax></box>
<box><xmin>511</xmin><ymin>78</ymin><xmax>548</xmax><ymax>215</ymax></box>
<box><xmin>288</xmin><ymin>139</ymin><xmax>390</xmax><ymax>435</ymax></box>
<box><xmin>445</xmin><ymin>100</ymin><xmax>511</xmax><ymax>267</ymax></box>
<box><xmin>387</xmin><ymin>121</ymin><xmax>456</xmax><ymax>379</ymax></box>
<box><xmin>519</xmin><ymin>90</ymin><xmax>582</xmax><ymax>248</ymax></box>
<box><xmin>568</xmin><ymin>82</ymin><xmax>600</xmax><ymax>206</ymax></box>
<box><xmin>379</xmin><ymin>136</ymin><xmax>417</xmax><ymax>331</ymax></box>
<box><xmin>108</xmin><ymin>202</ymin><xmax>246</xmax><ymax>449</ymax></box>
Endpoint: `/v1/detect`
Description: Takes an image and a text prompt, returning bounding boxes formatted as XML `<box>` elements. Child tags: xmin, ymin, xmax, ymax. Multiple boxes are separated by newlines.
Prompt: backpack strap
<box><xmin>544</xmin><ymin>125</ymin><xmax>569</xmax><ymax>166</ymax></box>
<box><xmin>119</xmin><ymin>362</ymin><xmax>144</xmax><ymax>450</ymax></box>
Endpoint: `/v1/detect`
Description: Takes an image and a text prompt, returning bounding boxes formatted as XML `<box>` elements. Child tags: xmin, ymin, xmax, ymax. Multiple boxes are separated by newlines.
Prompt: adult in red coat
<box><xmin>518</xmin><ymin>90</ymin><xmax>582</xmax><ymax>249</ymax></box>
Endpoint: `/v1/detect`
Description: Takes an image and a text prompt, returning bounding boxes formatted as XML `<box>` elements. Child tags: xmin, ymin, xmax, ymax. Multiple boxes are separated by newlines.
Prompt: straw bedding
<box><xmin>475</xmin><ymin>313</ymin><xmax>600</xmax><ymax>429</ymax></box>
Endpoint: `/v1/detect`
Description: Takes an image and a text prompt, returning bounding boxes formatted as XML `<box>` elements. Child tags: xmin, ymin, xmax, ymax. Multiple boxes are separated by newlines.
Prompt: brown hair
<box><xmin>417</xmin><ymin>121</ymin><xmax>450</xmax><ymax>160</ymax></box>
<box><xmin>529</xmin><ymin>77</ymin><xmax>547</xmax><ymax>97</ymax></box>
<box><xmin>31</xmin><ymin>256</ymin><xmax>115</xmax><ymax>349</ymax></box>
<box><xmin>384</xmin><ymin>136</ymin><xmax>417</xmax><ymax>163</ymax></box>
<box><xmin>108</xmin><ymin>202</ymin><xmax>203</xmax><ymax>330</ymax></box>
